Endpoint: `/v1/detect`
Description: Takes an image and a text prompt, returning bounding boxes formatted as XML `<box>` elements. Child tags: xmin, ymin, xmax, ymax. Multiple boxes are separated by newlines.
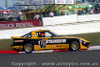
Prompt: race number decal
<box><xmin>38</xmin><ymin>40</ymin><xmax>46</xmax><ymax>48</ymax></box>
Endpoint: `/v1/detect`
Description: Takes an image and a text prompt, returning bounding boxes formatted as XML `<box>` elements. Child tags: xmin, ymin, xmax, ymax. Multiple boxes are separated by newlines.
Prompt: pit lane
<box><xmin>0</xmin><ymin>50</ymin><xmax>100</xmax><ymax>67</ymax></box>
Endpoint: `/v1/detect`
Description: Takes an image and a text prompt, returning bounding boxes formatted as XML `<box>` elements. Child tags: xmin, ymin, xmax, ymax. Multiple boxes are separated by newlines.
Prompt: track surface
<box><xmin>0</xmin><ymin>50</ymin><xmax>100</xmax><ymax>67</ymax></box>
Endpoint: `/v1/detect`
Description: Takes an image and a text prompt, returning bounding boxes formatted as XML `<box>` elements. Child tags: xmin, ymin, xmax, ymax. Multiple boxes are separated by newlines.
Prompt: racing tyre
<box><xmin>69</xmin><ymin>41</ymin><xmax>80</xmax><ymax>51</ymax></box>
<box><xmin>24</xmin><ymin>43</ymin><xmax>33</xmax><ymax>53</ymax></box>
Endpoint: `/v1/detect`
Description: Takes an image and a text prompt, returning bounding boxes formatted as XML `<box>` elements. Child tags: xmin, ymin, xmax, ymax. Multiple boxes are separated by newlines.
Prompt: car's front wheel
<box><xmin>24</xmin><ymin>43</ymin><xmax>33</xmax><ymax>53</ymax></box>
<box><xmin>69</xmin><ymin>41</ymin><xmax>80</xmax><ymax>51</ymax></box>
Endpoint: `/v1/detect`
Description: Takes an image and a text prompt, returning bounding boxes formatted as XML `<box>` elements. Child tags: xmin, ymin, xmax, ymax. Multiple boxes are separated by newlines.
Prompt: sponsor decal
<box><xmin>16</xmin><ymin>22</ymin><xmax>33</xmax><ymax>27</ymax></box>
<box><xmin>54</xmin><ymin>45</ymin><xmax>56</xmax><ymax>47</ymax></box>
<box><xmin>14</xmin><ymin>40</ymin><xmax>24</xmax><ymax>42</ymax></box>
<box><xmin>38</xmin><ymin>40</ymin><xmax>46</xmax><ymax>48</ymax></box>
<box><xmin>0</xmin><ymin>23</ymin><xmax>15</xmax><ymax>28</ymax></box>
<box><xmin>46</xmin><ymin>39</ymin><xmax>66</xmax><ymax>44</ymax></box>
<box><xmin>55</xmin><ymin>0</ymin><xmax>74</xmax><ymax>4</ymax></box>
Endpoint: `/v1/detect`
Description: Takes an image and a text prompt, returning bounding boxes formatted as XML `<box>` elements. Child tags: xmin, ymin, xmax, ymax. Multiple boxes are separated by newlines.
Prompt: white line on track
<box><xmin>88</xmin><ymin>46</ymin><xmax>100</xmax><ymax>51</ymax></box>
<box><xmin>19</xmin><ymin>50</ymin><xmax>53</xmax><ymax>53</ymax></box>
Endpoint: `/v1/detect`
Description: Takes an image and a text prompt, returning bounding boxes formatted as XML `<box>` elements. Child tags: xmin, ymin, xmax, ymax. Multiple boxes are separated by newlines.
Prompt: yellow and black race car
<box><xmin>11</xmin><ymin>30</ymin><xmax>90</xmax><ymax>53</ymax></box>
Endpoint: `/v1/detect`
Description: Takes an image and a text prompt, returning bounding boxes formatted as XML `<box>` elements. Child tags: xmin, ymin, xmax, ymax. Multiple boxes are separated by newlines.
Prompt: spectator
<box><xmin>78</xmin><ymin>10</ymin><xmax>82</xmax><ymax>15</ymax></box>
<box><xmin>95</xmin><ymin>4</ymin><xmax>98</xmax><ymax>14</ymax></box>
<box><xmin>84</xmin><ymin>8</ymin><xmax>88</xmax><ymax>14</ymax></box>
<box><xmin>34</xmin><ymin>14</ymin><xmax>40</xmax><ymax>20</ymax></box>
<box><xmin>40</xmin><ymin>14</ymin><xmax>43</xmax><ymax>17</ymax></box>
<box><xmin>34</xmin><ymin>13</ymin><xmax>43</xmax><ymax>26</ymax></box>
<box><xmin>17</xmin><ymin>14</ymin><xmax>21</xmax><ymax>21</ymax></box>
<box><xmin>97</xmin><ymin>7</ymin><xmax>100</xmax><ymax>13</ymax></box>
<box><xmin>61</xmin><ymin>11</ymin><xmax>64</xmax><ymax>15</ymax></box>
<box><xmin>49</xmin><ymin>11</ymin><xmax>54</xmax><ymax>17</ymax></box>
<box><xmin>89</xmin><ymin>8</ymin><xmax>95</xmax><ymax>14</ymax></box>
<box><xmin>40</xmin><ymin>14</ymin><xmax>43</xmax><ymax>26</ymax></box>
<box><xmin>20</xmin><ymin>14</ymin><xmax>24</xmax><ymax>21</ymax></box>
<box><xmin>55</xmin><ymin>11</ymin><xmax>59</xmax><ymax>16</ymax></box>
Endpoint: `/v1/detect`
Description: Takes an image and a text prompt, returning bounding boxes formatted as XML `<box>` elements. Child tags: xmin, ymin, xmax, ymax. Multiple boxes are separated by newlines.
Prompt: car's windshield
<box><xmin>51</xmin><ymin>31</ymin><xmax>60</xmax><ymax>37</ymax></box>
<box><xmin>36</xmin><ymin>31</ymin><xmax>60</xmax><ymax>37</ymax></box>
<box><xmin>21</xmin><ymin>32</ymin><xmax>31</xmax><ymax>37</ymax></box>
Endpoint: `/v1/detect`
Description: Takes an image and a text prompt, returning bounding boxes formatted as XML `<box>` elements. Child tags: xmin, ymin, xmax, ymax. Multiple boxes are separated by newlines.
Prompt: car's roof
<box><xmin>31</xmin><ymin>30</ymin><xmax>50</xmax><ymax>32</ymax></box>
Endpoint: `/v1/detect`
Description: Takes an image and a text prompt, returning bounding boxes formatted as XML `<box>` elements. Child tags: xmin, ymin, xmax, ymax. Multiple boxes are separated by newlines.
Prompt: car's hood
<box><xmin>11</xmin><ymin>36</ymin><xmax>21</xmax><ymax>39</ymax></box>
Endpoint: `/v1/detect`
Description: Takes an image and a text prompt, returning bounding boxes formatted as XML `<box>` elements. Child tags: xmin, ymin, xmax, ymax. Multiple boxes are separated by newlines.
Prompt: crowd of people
<box><xmin>6</xmin><ymin>7</ymin><xmax>100</xmax><ymax>22</ymax></box>
<box><xmin>77</xmin><ymin>8</ymin><xmax>95</xmax><ymax>15</ymax></box>
<box><xmin>37</xmin><ymin>7</ymin><xmax>100</xmax><ymax>17</ymax></box>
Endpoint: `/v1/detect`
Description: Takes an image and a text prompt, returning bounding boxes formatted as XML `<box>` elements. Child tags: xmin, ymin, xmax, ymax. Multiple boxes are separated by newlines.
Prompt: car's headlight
<box><xmin>79</xmin><ymin>39</ymin><xmax>83</xmax><ymax>44</ymax></box>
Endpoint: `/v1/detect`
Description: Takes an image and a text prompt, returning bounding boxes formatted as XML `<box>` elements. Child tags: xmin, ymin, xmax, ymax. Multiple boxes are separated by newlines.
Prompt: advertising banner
<box><xmin>14</xmin><ymin>1</ymin><xmax>20</xmax><ymax>5</ymax></box>
<box><xmin>14</xmin><ymin>0</ymin><xmax>54</xmax><ymax>5</ymax></box>
<box><xmin>14</xmin><ymin>0</ymin><xmax>74</xmax><ymax>5</ymax></box>
<box><xmin>14</xmin><ymin>1</ymin><xmax>23</xmax><ymax>5</ymax></box>
<box><xmin>0</xmin><ymin>20</ymin><xmax>40</xmax><ymax>29</ymax></box>
<box><xmin>1</xmin><ymin>11</ymin><xmax>8</xmax><ymax>14</ymax></box>
<box><xmin>23</xmin><ymin>1</ymin><xmax>31</xmax><ymax>5</ymax></box>
<box><xmin>32</xmin><ymin>0</ymin><xmax>43</xmax><ymax>5</ymax></box>
<box><xmin>14</xmin><ymin>0</ymin><xmax>44</xmax><ymax>5</ymax></box>
<box><xmin>75</xmin><ymin>0</ymin><xmax>83</xmax><ymax>3</ymax></box>
<box><xmin>44</xmin><ymin>0</ymin><xmax>54</xmax><ymax>4</ymax></box>
<box><xmin>55</xmin><ymin>0</ymin><xmax>74</xmax><ymax>4</ymax></box>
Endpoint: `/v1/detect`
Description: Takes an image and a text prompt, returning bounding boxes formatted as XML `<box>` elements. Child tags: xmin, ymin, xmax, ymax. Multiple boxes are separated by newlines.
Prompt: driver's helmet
<box><xmin>40</xmin><ymin>32</ymin><xmax>45</xmax><ymax>37</ymax></box>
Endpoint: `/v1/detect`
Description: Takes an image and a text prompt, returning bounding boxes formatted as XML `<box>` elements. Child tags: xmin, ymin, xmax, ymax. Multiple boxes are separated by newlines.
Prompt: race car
<box><xmin>11</xmin><ymin>30</ymin><xmax>90</xmax><ymax>53</ymax></box>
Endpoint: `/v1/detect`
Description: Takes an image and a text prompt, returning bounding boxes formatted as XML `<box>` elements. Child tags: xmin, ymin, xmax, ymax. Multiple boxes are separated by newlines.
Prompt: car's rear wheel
<box><xmin>69</xmin><ymin>41</ymin><xmax>80</xmax><ymax>51</ymax></box>
<box><xmin>24</xmin><ymin>43</ymin><xmax>33</xmax><ymax>53</ymax></box>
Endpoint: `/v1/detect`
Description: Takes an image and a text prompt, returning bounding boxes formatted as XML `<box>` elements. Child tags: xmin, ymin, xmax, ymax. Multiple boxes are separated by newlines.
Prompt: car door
<box><xmin>37</xmin><ymin>31</ymin><xmax>67</xmax><ymax>50</ymax></box>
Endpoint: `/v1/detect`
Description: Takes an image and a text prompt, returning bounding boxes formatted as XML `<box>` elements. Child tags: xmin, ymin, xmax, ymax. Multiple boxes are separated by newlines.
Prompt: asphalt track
<box><xmin>0</xmin><ymin>50</ymin><xmax>100</xmax><ymax>67</ymax></box>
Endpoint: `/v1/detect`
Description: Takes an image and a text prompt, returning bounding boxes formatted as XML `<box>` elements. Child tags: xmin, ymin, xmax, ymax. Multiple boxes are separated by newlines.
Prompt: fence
<box><xmin>42</xmin><ymin>14</ymin><xmax>100</xmax><ymax>26</ymax></box>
